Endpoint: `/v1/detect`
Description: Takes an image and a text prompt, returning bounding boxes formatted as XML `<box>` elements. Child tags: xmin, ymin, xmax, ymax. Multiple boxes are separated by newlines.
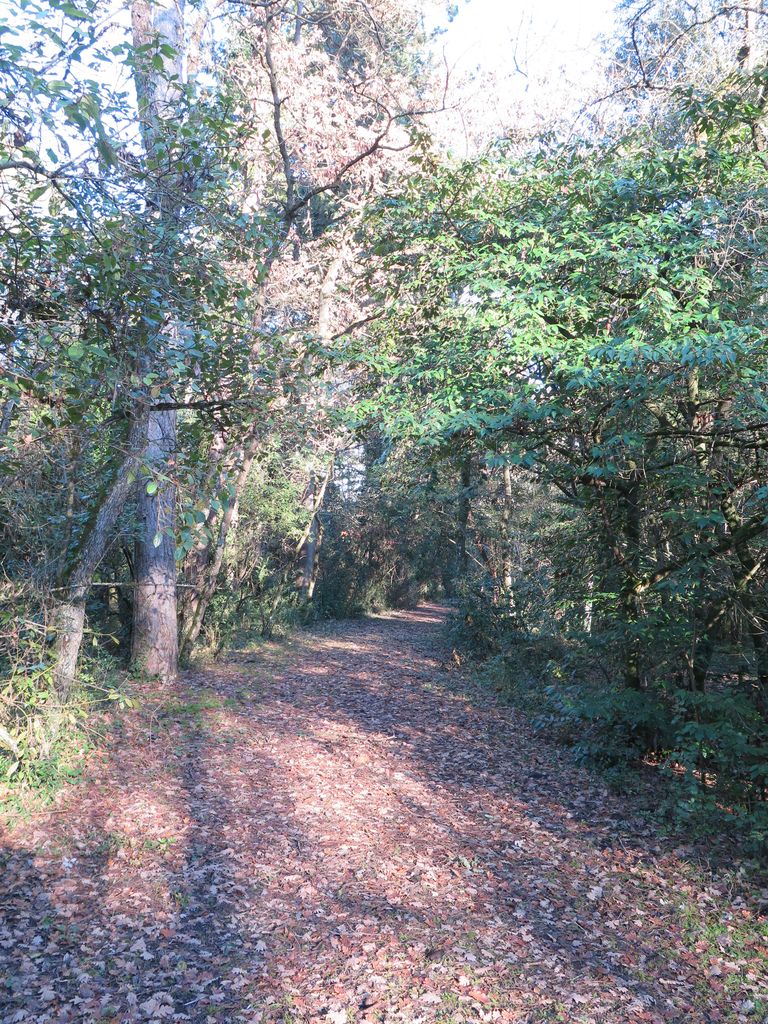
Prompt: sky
<box><xmin>427</xmin><ymin>0</ymin><xmax>616</xmax><ymax>78</ymax></box>
<box><xmin>424</xmin><ymin>0</ymin><xmax>619</xmax><ymax>149</ymax></box>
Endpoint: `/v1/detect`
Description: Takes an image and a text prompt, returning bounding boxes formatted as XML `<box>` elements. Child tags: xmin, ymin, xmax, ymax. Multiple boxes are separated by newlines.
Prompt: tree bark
<box><xmin>0</xmin><ymin>398</ymin><xmax>15</xmax><ymax>436</ymax></box>
<box><xmin>297</xmin><ymin>459</ymin><xmax>334</xmax><ymax>603</ymax></box>
<box><xmin>457</xmin><ymin>456</ymin><xmax>472</xmax><ymax>578</ymax></box>
<box><xmin>52</xmin><ymin>602</ymin><xmax>87</xmax><ymax>704</ymax></box>
<box><xmin>131</xmin><ymin>408</ymin><xmax>179</xmax><ymax>678</ymax></box>
<box><xmin>300</xmin><ymin>471</ymin><xmax>318</xmax><ymax>601</ymax></box>
<box><xmin>307</xmin><ymin>517</ymin><xmax>324</xmax><ymax>600</ymax></box>
<box><xmin>293</xmin><ymin>0</ymin><xmax>305</xmax><ymax>44</ymax></box>
<box><xmin>52</xmin><ymin>413</ymin><xmax>148</xmax><ymax>704</ymax></box>
<box><xmin>129</xmin><ymin>0</ymin><xmax>186</xmax><ymax>680</ymax></box>
<box><xmin>499</xmin><ymin>463</ymin><xmax>523</xmax><ymax>621</ymax></box>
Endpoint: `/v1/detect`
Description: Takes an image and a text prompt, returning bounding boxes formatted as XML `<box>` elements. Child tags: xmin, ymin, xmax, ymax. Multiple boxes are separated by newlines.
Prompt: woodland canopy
<box><xmin>2</xmin><ymin>0</ymin><xmax>768</xmax><ymax>849</ymax></box>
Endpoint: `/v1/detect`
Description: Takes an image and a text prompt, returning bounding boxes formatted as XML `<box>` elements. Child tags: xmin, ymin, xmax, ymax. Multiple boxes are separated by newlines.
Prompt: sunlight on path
<box><xmin>1</xmin><ymin>606</ymin><xmax>764</xmax><ymax>1024</ymax></box>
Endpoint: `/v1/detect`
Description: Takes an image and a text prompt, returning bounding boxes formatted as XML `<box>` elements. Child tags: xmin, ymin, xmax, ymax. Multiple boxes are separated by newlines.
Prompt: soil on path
<box><xmin>1</xmin><ymin>605</ymin><xmax>766</xmax><ymax>1024</ymax></box>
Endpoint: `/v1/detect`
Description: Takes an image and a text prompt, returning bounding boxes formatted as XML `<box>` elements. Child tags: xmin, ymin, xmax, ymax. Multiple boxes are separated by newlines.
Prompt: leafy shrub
<box><xmin>0</xmin><ymin>593</ymin><xmax>134</xmax><ymax>790</ymax></box>
<box><xmin>534</xmin><ymin>683</ymin><xmax>671</xmax><ymax>769</ymax></box>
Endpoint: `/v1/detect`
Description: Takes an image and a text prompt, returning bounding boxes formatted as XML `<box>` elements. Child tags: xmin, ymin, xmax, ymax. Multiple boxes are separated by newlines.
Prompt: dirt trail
<box><xmin>1</xmin><ymin>605</ymin><xmax>765</xmax><ymax>1024</ymax></box>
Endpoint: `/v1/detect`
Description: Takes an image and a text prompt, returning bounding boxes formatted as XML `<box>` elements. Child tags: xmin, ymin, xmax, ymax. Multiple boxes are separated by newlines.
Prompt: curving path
<box><xmin>1</xmin><ymin>605</ymin><xmax>765</xmax><ymax>1024</ymax></box>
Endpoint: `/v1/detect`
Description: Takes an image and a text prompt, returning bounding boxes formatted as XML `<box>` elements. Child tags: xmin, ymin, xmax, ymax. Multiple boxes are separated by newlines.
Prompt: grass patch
<box><xmin>146</xmin><ymin>689</ymin><xmax>240</xmax><ymax>726</ymax></box>
<box><xmin>0</xmin><ymin>734</ymin><xmax>91</xmax><ymax>827</ymax></box>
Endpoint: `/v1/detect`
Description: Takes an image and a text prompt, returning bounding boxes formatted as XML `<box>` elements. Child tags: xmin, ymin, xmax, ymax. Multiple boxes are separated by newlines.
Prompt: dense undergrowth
<box><xmin>0</xmin><ymin>622</ymin><xmax>129</xmax><ymax>821</ymax></box>
<box><xmin>449</xmin><ymin>599</ymin><xmax>768</xmax><ymax>855</ymax></box>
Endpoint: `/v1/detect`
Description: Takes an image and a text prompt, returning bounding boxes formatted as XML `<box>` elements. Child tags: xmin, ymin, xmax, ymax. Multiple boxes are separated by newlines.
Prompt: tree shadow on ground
<box><xmin>0</xmin><ymin>605</ymin><xmax>764</xmax><ymax>1024</ymax></box>
<box><xmin>237</xmin><ymin>603</ymin><xmax>766</xmax><ymax>1022</ymax></box>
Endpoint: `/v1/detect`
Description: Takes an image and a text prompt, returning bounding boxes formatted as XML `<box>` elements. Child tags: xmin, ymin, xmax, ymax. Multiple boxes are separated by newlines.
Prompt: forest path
<box><xmin>1</xmin><ymin>605</ymin><xmax>765</xmax><ymax>1024</ymax></box>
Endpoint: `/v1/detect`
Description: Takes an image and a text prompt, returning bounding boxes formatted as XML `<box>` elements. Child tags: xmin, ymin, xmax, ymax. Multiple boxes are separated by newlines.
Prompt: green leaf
<box><xmin>60</xmin><ymin>3</ymin><xmax>92</xmax><ymax>22</ymax></box>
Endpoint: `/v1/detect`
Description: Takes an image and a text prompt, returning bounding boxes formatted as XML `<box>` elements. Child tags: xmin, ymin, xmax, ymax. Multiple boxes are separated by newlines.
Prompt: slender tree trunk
<box><xmin>293</xmin><ymin>0</ymin><xmax>305</xmax><ymax>45</ymax></box>
<box><xmin>0</xmin><ymin>398</ymin><xmax>15</xmax><ymax>436</ymax></box>
<box><xmin>583</xmin><ymin>574</ymin><xmax>594</xmax><ymax>634</ymax></box>
<box><xmin>457</xmin><ymin>456</ymin><xmax>472</xmax><ymax>578</ymax></box>
<box><xmin>52</xmin><ymin>414</ymin><xmax>148</xmax><ymax>704</ymax></box>
<box><xmin>129</xmin><ymin>0</ymin><xmax>186</xmax><ymax>680</ymax></box>
<box><xmin>500</xmin><ymin>466</ymin><xmax>514</xmax><ymax>592</ymax></box>
<box><xmin>500</xmin><ymin>464</ymin><xmax>518</xmax><ymax>615</ymax></box>
<box><xmin>740</xmin><ymin>4</ymin><xmax>758</xmax><ymax>69</ymax></box>
<box><xmin>307</xmin><ymin>518</ymin><xmax>324</xmax><ymax>600</ymax></box>
<box><xmin>300</xmin><ymin>471</ymin><xmax>318</xmax><ymax>601</ymax></box>
<box><xmin>131</xmin><ymin>408</ymin><xmax>178</xmax><ymax>678</ymax></box>
<box><xmin>296</xmin><ymin>459</ymin><xmax>334</xmax><ymax>603</ymax></box>
<box><xmin>302</xmin><ymin>517</ymin><xmax>321</xmax><ymax>599</ymax></box>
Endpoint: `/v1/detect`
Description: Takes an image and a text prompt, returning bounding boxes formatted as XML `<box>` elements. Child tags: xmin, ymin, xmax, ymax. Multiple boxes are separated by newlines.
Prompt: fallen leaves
<box><xmin>0</xmin><ymin>606</ymin><xmax>765</xmax><ymax>1023</ymax></box>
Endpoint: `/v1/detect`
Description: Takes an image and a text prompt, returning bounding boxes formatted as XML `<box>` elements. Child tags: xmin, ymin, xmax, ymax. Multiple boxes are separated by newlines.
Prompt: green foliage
<box><xmin>358</xmin><ymin>74</ymin><xmax>768</xmax><ymax>844</ymax></box>
<box><xmin>181</xmin><ymin>442</ymin><xmax>313</xmax><ymax>659</ymax></box>
<box><xmin>3</xmin><ymin>0</ymin><xmax>768</xmax><ymax>861</ymax></box>
<box><xmin>0</xmin><ymin>0</ymin><xmax>277</xmax><ymax>720</ymax></box>
<box><xmin>536</xmin><ymin>682</ymin><xmax>670</xmax><ymax>770</ymax></box>
<box><xmin>313</xmin><ymin>445</ymin><xmax>453</xmax><ymax>617</ymax></box>
<box><xmin>0</xmin><ymin>602</ymin><xmax>128</xmax><ymax>808</ymax></box>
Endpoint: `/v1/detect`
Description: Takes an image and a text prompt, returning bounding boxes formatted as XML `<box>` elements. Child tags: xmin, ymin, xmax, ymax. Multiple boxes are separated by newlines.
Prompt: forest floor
<box><xmin>1</xmin><ymin>604</ymin><xmax>767</xmax><ymax>1024</ymax></box>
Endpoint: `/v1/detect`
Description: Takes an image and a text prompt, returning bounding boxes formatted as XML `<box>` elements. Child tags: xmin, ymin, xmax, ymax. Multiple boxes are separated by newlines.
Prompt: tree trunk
<box><xmin>297</xmin><ymin>460</ymin><xmax>334</xmax><ymax>603</ymax></box>
<box><xmin>500</xmin><ymin>465</ymin><xmax>514</xmax><ymax>598</ymax></box>
<box><xmin>131</xmin><ymin>408</ymin><xmax>178</xmax><ymax>679</ymax></box>
<box><xmin>129</xmin><ymin>0</ymin><xmax>186</xmax><ymax>680</ymax></box>
<box><xmin>500</xmin><ymin>463</ymin><xmax>523</xmax><ymax>622</ymax></box>
<box><xmin>457</xmin><ymin>456</ymin><xmax>472</xmax><ymax>578</ymax></box>
<box><xmin>52</xmin><ymin>413</ymin><xmax>148</xmax><ymax>704</ymax></box>
<box><xmin>0</xmin><ymin>398</ymin><xmax>15</xmax><ymax>436</ymax></box>
<box><xmin>293</xmin><ymin>0</ymin><xmax>305</xmax><ymax>45</ymax></box>
<box><xmin>300</xmin><ymin>472</ymin><xmax>318</xmax><ymax>601</ymax></box>
<box><xmin>307</xmin><ymin>518</ymin><xmax>324</xmax><ymax>600</ymax></box>
<box><xmin>52</xmin><ymin>602</ymin><xmax>87</xmax><ymax>704</ymax></box>
<box><xmin>583</xmin><ymin>574</ymin><xmax>594</xmax><ymax>634</ymax></box>
<box><xmin>739</xmin><ymin>4</ymin><xmax>757</xmax><ymax>70</ymax></box>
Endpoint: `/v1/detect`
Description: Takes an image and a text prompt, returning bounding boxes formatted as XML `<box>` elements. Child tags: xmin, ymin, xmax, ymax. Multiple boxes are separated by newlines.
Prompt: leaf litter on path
<box><xmin>1</xmin><ymin>604</ymin><xmax>766</xmax><ymax>1024</ymax></box>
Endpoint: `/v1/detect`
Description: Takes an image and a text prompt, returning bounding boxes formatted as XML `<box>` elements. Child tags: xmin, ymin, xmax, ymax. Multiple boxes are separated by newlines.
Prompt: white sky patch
<box><xmin>425</xmin><ymin>0</ymin><xmax>618</xmax><ymax>152</ymax></box>
<box><xmin>428</xmin><ymin>0</ymin><xmax>615</xmax><ymax>77</ymax></box>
